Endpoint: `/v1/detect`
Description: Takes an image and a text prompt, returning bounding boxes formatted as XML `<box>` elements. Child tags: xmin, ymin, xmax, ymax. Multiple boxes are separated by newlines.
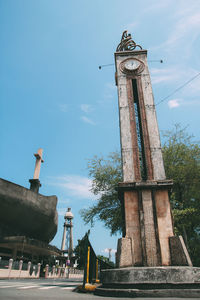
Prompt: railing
<box><xmin>0</xmin><ymin>257</ymin><xmax>84</xmax><ymax>279</ymax></box>
<box><xmin>82</xmin><ymin>234</ymin><xmax>114</xmax><ymax>287</ymax></box>
<box><xmin>0</xmin><ymin>258</ymin><xmax>9</xmax><ymax>269</ymax></box>
<box><xmin>0</xmin><ymin>258</ymin><xmax>41</xmax><ymax>279</ymax></box>
<box><xmin>45</xmin><ymin>265</ymin><xmax>84</xmax><ymax>279</ymax></box>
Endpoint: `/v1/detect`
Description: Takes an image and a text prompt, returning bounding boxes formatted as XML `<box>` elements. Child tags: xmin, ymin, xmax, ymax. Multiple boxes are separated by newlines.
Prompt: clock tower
<box><xmin>115</xmin><ymin>31</ymin><xmax>191</xmax><ymax>267</ymax></box>
<box><xmin>95</xmin><ymin>32</ymin><xmax>200</xmax><ymax>298</ymax></box>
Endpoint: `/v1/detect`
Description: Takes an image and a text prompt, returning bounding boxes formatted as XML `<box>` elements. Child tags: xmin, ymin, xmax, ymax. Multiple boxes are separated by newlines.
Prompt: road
<box><xmin>0</xmin><ymin>278</ymin><xmax>198</xmax><ymax>300</ymax></box>
<box><xmin>0</xmin><ymin>278</ymin><xmax>84</xmax><ymax>300</ymax></box>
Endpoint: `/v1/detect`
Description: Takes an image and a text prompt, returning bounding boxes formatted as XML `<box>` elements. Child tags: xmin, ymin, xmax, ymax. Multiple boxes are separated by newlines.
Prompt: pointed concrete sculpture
<box><xmin>29</xmin><ymin>148</ymin><xmax>44</xmax><ymax>193</ymax></box>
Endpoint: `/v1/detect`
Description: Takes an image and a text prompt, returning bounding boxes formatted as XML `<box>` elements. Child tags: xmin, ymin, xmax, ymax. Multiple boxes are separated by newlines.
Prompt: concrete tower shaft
<box><xmin>115</xmin><ymin>31</ymin><xmax>191</xmax><ymax>268</ymax></box>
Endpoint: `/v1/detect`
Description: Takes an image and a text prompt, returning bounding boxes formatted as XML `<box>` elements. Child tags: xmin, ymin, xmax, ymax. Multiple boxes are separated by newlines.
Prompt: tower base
<box><xmin>117</xmin><ymin>181</ymin><xmax>192</xmax><ymax>267</ymax></box>
<box><xmin>95</xmin><ymin>266</ymin><xmax>200</xmax><ymax>298</ymax></box>
<box><xmin>116</xmin><ymin>236</ymin><xmax>192</xmax><ymax>268</ymax></box>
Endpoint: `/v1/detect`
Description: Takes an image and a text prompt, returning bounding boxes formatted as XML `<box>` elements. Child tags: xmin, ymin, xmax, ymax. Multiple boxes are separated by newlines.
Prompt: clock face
<box><xmin>119</xmin><ymin>58</ymin><xmax>144</xmax><ymax>75</ymax></box>
<box><xmin>124</xmin><ymin>59</ymin><xmax>140</xmax><ymax>71</ymax></box>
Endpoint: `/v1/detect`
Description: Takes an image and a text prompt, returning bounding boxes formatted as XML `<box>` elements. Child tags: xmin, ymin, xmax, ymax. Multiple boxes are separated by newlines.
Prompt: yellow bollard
<box><xmin>86</xmin><ymin>246</ymin><xmax>90</xmax><ymax>283</ymax></box>
<box><xmin>95</xmin><ymin>259</ymin><xmax>100</xmax><ymax>283</ymax></box>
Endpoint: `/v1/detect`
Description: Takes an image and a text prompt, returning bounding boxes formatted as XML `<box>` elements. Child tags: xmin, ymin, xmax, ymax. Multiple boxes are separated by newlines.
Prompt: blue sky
<box><xmin>1</xmin><ymin>0</ymin><xmax>200</xmax><ymax>261</ymax></box>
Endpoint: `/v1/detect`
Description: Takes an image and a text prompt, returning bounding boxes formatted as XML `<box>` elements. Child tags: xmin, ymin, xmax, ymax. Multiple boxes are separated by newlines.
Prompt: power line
<box><xmin>99</xmin><ymin>63</ymin><xmax>114</xmax><ymax>69</ymax></box>
<box><xmin>98</xmin><ymin>59</ymin><xmax>163</xmax><ymax>70</ymax></box>
<box><xmin>98</xmin><ymin>61</ymin><xmax>200</xmax><ymax>107</ymax></box>
<box><xmin>156</xmin><ymin>72</ymin><xmax>200</xmax><ymax>106</ymax></box>
<box><xmin>149</xmin><ymin>59</ymin><xmax>163</xmax><ymax>63</ymax></box>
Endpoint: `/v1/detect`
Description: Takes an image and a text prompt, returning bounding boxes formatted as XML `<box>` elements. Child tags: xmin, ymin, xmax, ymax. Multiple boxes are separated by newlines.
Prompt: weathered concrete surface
<box><xmin>115</xmin><ymin>50</ymin><xmax>166</xmax><ymax>182</ymax></box>
<box><xmin>100</xmin><ymin>266</ymin><xmax>200</xmax><ymax>284</ymax></box>
<box><xmin>155</xmin><ymin>189</ymin><xmax>174</xmax><ymax>266</ymax></box>
<box><xmin>170</xmin><ymin>236</ymin><xmax>193</xmax><ymax>266</ymax></box>
<box><xmin>114</xmin><ymin>46</ymin><xmax>191</xmax><ymax>268</ymax></box>
<box><xmin>0</xmin><ymin>269</ymin><xmax>35</xmax><ymax>279</ymax></box>
<box><xmin>0</xmin><ymin>178</ymin><xmax>58</xmax><ymax>243</ymax></box>
<box><xmin>33</xmin><ymin>148</ymin><xmax>43</xmax><ymax>180</ymax></box>
<box><xmin>0</xmin><ymin>236</ymin><xmax>61</xmax><ymax>256</ymax></box>
<box><xmin>116</xmin><ymin>238</ymin><xmax>133</xmax><ymax>268</ymax></box>
<box><xmin>115</xmin><ymin>49</ymin><xmax>175</xmax><ymax>268</ymax></box>
<box><xmin>95</xmin><ymin>287</ymin><xmax>200</xmax><ymax>298</ymax></box>
<box><xmin>141</xmin><ymin>190</ymin><xmax>158</xmax><ymax>266</ymax></box>
<box><xmin>124</xmin><ymin>191</ymin><xmax>142</xmax><ymax>266</ymax></box>
<box><xmin>29</xmin><ymin>178</ymin><xmax>41</xmax><ymax>193</ymax></box>
<box><xmin>96</xmin><ymin>266</ymin><xmax>200</xmax><ymax>297</ymax></box>
<box><xmin>118</xmin><ymin>181</ymin><xmax>177</xmax><ymax>267</ymax></box>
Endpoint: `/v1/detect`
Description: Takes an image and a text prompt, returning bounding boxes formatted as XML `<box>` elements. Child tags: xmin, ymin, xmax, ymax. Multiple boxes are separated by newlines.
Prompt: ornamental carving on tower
<box><xmin>116</xmin><ymin>30</ymin><xmax>142</xmax><ymax>52</ymax></box>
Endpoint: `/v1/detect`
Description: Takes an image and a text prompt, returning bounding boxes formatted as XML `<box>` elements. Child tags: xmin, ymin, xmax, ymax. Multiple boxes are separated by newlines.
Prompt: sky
<box><xmin>1</xmin><ymin>0</ymin><xmax>200</xmax><ymax>262</ymax></box>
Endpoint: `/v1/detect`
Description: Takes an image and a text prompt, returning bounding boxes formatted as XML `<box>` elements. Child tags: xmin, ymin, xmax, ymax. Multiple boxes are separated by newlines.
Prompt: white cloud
<box><xmin>144</xmin><ymin>0</ymin><xmax>174</xmax><ymax>14</ymax></box>
<box><xmin>168</xmin><ymin>97</ymin><xmax>200</xmax><ymax>109</ymax></box>
<box><xmin>152</xmin><ymin>74</ymin><xmax>175</xmax><ymax>85</ymax></box>
<box><xmin>58</xmin><ymin>198</ymin><xmax>70</xmax><ymax>204</ymax></box>
<box><xmin>165</xmin><ymin>12</ymin><xmax>200</xmax><ymax>49</ymax></box>
<box><xmin>103</xmin><ymin>248</ymin><xmax>117</xmax><ymax>254</ymax></box>
<box><xmin>48</xmin><ymin>175</ymin><xmax>94</xmax><ymax>199</ymax></box>
<box><xmin>80</xmin><ymin>104</ymin><xmax>93</xmax><ymax>113</ymax></box>
<box><xmin>103</xmin><ymin>82</ymin><xmax>116</xmax><ymax>100</ymax></box>
<box><xmin>153</xmin><ymin>66</ymin><xmax>200</xmax><ymax>106</ymax></box>
<box><xmin>168</xmin><ymin>99</ymin><xmax>181</xmax><ymax>108</ymax></box>
<box><xmin>57</xmin><ymin>207</ymin><xmax>69</xmax><ymax>216</ymax></box>
<box><xmin>150</xmin><ymin>67</ymin><xmax>180</xmax><ymax>84</ymax></box>
<box><xmin>81</xmin><ymin>116</ymin><xmax>95</xmax><ymax>125</ymax></box>
<box><xmin>147</xmin><ymin>2</ymin><xmax>200</xmax><ymax>60</ymax></box>
<box><xmin>126</xmin><ymin>21</ymin><xmax>139</xmax><ymax>31</ymax></box>
<box><xmin>186</xmin><ymin>74</ymin><xmax>200</xmax><ymax>94</ymax></box>
<box><xmin>152</xmin><ymin>4</ymin><xmax>200</xmax><ymax>55</ymax></box>
<box><xmin>151</xmin><ymin>67</ymin><xmax>200</xmax><ymax>94</ymax></box>
<box><xmin>58</xmin><ymin>104</ymin><xmax>68</xmax><ymax>112</ymax></box>
<box><xmin>183</xmin><ymin>99</ymin><xmax>200</xmax><ymax>106</ymax></box>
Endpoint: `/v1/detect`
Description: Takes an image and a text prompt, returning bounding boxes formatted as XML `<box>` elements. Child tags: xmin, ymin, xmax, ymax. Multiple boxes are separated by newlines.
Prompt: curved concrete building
<box><xmin>0</xmin><ymin>178</ymin><xmax>60</xmax><ymax>261</ymax></box>
<box><xmin>0</xmin><ymin>178</ymin><xmax>58</xmax><ymax>243</ymax></box>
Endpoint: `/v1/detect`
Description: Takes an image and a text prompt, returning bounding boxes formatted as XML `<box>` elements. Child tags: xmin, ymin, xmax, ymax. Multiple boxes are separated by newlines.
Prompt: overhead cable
<box><xmin>156</xmin><ymin>72</ymin><xmax>200</xmax><ymax>106</ymax></box>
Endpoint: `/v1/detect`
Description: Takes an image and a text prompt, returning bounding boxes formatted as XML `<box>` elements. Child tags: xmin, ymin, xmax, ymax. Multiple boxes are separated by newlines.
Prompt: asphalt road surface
<box><xmin>0</xmin><ymin>278</ymin><xmax>198</xmax><ymax>300</ymax></box>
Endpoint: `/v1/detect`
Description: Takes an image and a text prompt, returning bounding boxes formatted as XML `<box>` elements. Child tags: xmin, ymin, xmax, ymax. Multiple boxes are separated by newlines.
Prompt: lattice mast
<box><xmin>61</xmin><ymin>208</ymin><xmax>74</xmax><ymax>261</ymax></box>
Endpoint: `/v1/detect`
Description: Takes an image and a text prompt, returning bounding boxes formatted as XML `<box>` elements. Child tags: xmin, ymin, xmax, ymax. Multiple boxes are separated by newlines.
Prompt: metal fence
<box><xmin>0</xmin><ymin>258</ymin><xmax>41</xmax><ymax>279</ymax></box>
<box><xmin>82</xmin><ymin>234</ymin><xmax>114</xmax><ymax>286</ymax></box>
<box><xmin>0</xmin><ymin>258</ymin><xmax>9</xmax><ymax>269</ymax></box>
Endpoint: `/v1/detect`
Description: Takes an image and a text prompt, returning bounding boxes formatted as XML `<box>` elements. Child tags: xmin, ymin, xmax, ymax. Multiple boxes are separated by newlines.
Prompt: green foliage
<box><xmin>97</xmin><ymin>255</ymin><xmax>109</xmax><ymax>263</ymax></box>
<box><xmin>97</xmin><ymin>255</ymin><xmax>115</xmax><ymax>267</ymax></box>
<box><xmin>162</xmin><ymin>124</ymin><xmax>200</xmax><ymax>210</ymax></box>
<box><xmin>81</xmin><ymin>125</ymin><xmax>200</xmax><ymax>265</ymax></box>
<box><xmin>80</xmin><ymin>152</ymin><xmax>123</xmax><ymax>235</ymax></box>
<box><xmin>73</xmin><ymin>231</ymin><xmax>90</xmax><ymax>269</ymax></box>
<box><xmin>162</xmin><ymin>124</ymin><xmax>200</xmax><ymax>265</ymax></box>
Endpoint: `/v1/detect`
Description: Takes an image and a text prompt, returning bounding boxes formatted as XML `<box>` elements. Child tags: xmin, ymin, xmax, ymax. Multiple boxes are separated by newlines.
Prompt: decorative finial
<box><xmin>116</xmin><ymin>30</ymin><xmax>142</xmax><ymax>52</ymax></box>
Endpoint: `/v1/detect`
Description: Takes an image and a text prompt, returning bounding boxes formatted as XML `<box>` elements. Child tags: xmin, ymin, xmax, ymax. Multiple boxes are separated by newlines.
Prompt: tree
<box><xmin>97</xmin><ymin>255</ymin><xmax>110</xmax><ymax>263</ymax></box>
<box><xmin>162</xmin><ymin>124</ymin><xmax>200</xmax><ymax>265</ymax></box>
<box><xmin>73</xmin><ymin>230</ymin><xmax>90</xmax><ymax>269</ymax></box>
<box><xmin>97</xmin><ymin>255</ymin><xmax>115</xmax><ymax>267</ymax></box>
<box><xmin>80</xmin><ymin>152</ymin><xmax>123</xmax><ymax>235</ymax></box>
<box><xmin>81</xmin><ymin>125</ymin><xmax>200</xmax><ymax>265</ymax></box>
